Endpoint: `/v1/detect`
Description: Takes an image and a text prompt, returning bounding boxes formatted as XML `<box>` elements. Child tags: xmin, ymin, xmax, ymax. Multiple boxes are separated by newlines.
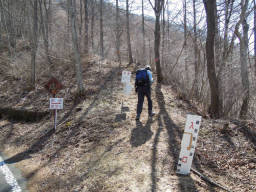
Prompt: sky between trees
<box><xmin>107</xmin><ymin>0</ymin><xmax>256</xmax><ymax>54</ymax></box>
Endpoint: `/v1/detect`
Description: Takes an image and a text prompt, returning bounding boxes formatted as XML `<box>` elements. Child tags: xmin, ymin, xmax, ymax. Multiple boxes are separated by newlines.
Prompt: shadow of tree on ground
<box><xmin>153</xmin><ymin>83</ymin><xmax>199</xmax><ymax>192</ymax></box>
<box><xmin>1</xmin><ymin>66</ymin><xmax>121</xmax><ymax>167</ymax></box>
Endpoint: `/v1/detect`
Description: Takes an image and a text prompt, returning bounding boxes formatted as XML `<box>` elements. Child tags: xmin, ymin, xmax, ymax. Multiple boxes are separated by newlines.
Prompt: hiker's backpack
<box><xmin>135</xmin><ymin>69</ymin><xmax>149</xmax><ymax>86</ymax></box>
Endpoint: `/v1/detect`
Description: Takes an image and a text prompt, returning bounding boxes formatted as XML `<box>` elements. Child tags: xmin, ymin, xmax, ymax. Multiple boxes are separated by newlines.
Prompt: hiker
<box><xmin>135</xmin><ymin>65</ymin><xmax>155</xmax><ymax>120</ymax></box>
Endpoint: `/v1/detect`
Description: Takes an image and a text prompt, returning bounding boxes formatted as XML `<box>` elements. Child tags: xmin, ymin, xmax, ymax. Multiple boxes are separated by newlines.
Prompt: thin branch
<box><xmin>147</xmin><ymin>0</ymin><xmax>154</xmax><ymax>10</ymax></box>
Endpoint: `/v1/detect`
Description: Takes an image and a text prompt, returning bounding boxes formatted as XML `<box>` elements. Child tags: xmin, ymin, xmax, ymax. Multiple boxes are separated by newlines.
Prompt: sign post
<box><xmin>121</xmin><ymin>70</ymin><xmax>131</xmax><ymax>84</ymax></box>
<box><xmin>176</xmin><ymin>114</ymin><xmax>202</xmax><ymax>175</ymax></box>
<box><xmin>121</xmin><ymin>71</ymin><xmax>132</xmax><ymax>113</ymax></box>
<box><xmin>44</xmin><ymin>77</ymin><xmax>64</xmax><ymax>131</ymax></box>
<box><xmin>121</xmin><ymin>70</ymin><xmax>132</xmax><ymax>96</ymax></box>
<box><xmin>123</xmin><ymin>83</ymin><xmax>132</xmax><ymax>95</ymax></box>
<box><xmin>55</xmin><ymin>109</ymin><xmax>57</xmax><ymax>130</ymax></box>
<box><xmin>50</xmin><ymin>98</ymin><xmax>63</xmax><ymax>130</ymax></box>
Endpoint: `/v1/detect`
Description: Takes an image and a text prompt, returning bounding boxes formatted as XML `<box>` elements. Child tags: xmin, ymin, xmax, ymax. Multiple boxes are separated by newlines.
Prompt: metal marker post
<box><xmin>45</xmin><ymin>77</ymin><xmax>63</xmax><ymax>138</ymax></box>
<box><xmin>121</xmin><ymin>99</ymin><xmax>123</xmax><ymax>114</ymax></box>
<box><xmin>49</xmin><ymin>97</ymin><xmax>63</xmax><ymax>148</ymax></box>
<box><xmin>53</xmin><ymin>94</ymin><xmax>57</xmax><ymax>131</ymax></box>
<box><xmin>54</xmin><ymin>109</ymin><xmax>57</xmax><ymax>130</ymax></box>
<box><xmin>52</xmin><ymin>94</ymin><xmax>57</xmax><ymax>148</ymax></box>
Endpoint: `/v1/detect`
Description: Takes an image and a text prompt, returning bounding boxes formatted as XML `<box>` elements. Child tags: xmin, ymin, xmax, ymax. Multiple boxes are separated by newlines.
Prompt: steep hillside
<box><xmin>0</xmin><ymin>55</ymin><xmax>255</xmax><ymax>192</ymax></box>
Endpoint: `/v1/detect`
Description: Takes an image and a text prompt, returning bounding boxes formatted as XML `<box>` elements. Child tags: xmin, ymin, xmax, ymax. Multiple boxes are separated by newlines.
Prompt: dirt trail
<box><xmin>0</xmin><ymin>59</ymin><xmax>255</xmax><ymax>192</ymax></box>
<box><xmin>61</xmin><ymin>64</ymin><xmax>184</xmax><ymax>192</ymax></box>
<box><xmin>0</xmin><ymin>60</ymin><xmax>198</xmax><ymax>192</ymax></box>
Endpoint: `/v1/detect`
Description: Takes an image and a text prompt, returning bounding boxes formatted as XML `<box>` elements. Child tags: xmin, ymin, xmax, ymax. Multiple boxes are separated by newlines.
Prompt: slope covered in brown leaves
<box><xmin>0</xmin><ymin>56</ymin><xmax>255</xmax><ymax>192</ymax></box>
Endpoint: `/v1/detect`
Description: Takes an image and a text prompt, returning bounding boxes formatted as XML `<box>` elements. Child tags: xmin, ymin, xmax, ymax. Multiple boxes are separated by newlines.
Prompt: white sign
<box><xmin>50</xmin><ymin>98</ymin><xmax>63</xmax><ymax>110</ymax></box>
<box><xmin>177</xmin><ymin>114</ymin><xmax>201</xmax><ymax>175</ymax></box>
<box><xmin>123</xmin><ymin>83</ymin><xmax>132</xmax><ymax>95</ymax></box>
<box><xmin>121</xmin><ymin>70</ymin><xmax>131</xmax><ymax>83</ymax></box>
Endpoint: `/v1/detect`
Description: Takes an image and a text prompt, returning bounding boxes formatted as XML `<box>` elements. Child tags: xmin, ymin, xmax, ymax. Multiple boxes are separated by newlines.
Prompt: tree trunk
<box><xmin>161</xmin><ymin>2</ymin><xmax>165</xmax><ymax>69</ymax></box>
<box><xmin>126</xmin><ymin>0</ymin><xmax>133</xmax><ymax>64</ymax></box>
<box><xmin>115</xmin><ymin>0</ymin><xmax>121</xmax><ymax>65</ymax></box>
<box><xmin>155</xmin><ymin>13</ymin><xmax>163</xmax><ymax>83</ymax></box>
<box><xmin>235</xmin><ymin>0</ymin><xmax>250</xmax><ymax>119</ymax></box>
<box><xmin>239</xmin><ymin>19</ymin><xmax>249</xmax><ymax>119</ymax></box>
<box><xmin>79</xmin><ymin>0</ymin><xmax>83</xmax><ymax>38</ymax></box>
<box><xmin>47</xmin><ymin>0</ymin><xmax>52</xmax><ymax>33</ymax></box>
<box><xmin>254</xmin><ymin>0</ymin><xmax>256</xmax><ymax>77</ymax></box>
<box><xmin>0</xmin><ymin>0</ymin><xmax>16</xmax><ymax>56</ymax></box>
<box><xmin>166</xmin><ymin>0</ymin><xmax>170</xmax><ymax>50</ymax></box>
<box><xmin>148</xmin><ymin>0</ymin><xmax>164</xmax><ymax>83</ymax></box>
<box><xmin>142</xmin><ymin>0</ymin><xmax>145</xmax><ymax>64</ymax></box>
<box><xmin>214</xmin><ymin>2</ymin><xmax>222</xmax><ymax>115</ymax></box>
<box><xmin>183</xmin><ymin>0</ymin><xmax>187</xmax><ymax>46</ymax></box>
<box><xmin>6</xmin><ymin>1</ymin><xmax>16</xmax><ymax>53</ymax></box>
<box><xmin>84</xmin><ymin>0</ymin><xmax>89</xmax><ymax>55</ymax></box>
<box><xmin>218</xmin><ymin>0</ymin><xmax>234</xmax><ymax>116</ymax></box>
<box><xmin>91</xmin><ymin>0</ymin><xmax>95</xmax><ymax>51</ymax></box>
<box><xmin>148</xmin><ymin>39</ymin><xmax>152</xmax><ymax>66</ymax></box>
<box><xmin>44</xmin><ymin>0</ymin><xmax>52</xmax><ymax>62</ymax></box>
<box><xmin>31</xmin><ymin>0</ymin><xmax>38</xmax><ymax>88</ymax></box>
<box><xmin>100</xmin><ymin>0</ymin><xmax>104</xmax><ymax>59</ymax></box>
<box><xmin>69</xmin><ymin>0</ymin><xmax>85</xmax><ymax>93</ymax></box>
<box><xmin>190</xmin><ymin>0</ymin><xmax>199</xmax><ymax>99</ymax></box>
<box><xmin>39</xmin><ymin>0</ymin><xmax>52</xmax><ymax>70</ymax></box>
<box><xmin>203</xmin><ymin>0</ymin><xmax>220</xmax><ymax>118</ymax></box>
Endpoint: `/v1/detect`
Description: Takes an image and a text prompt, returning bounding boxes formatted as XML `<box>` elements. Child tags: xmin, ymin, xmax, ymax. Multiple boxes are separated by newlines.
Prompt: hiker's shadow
<box><xmin>130</xmin><ymin>118</ymin><xmax>153</xmax><ymax>147</ymax></box>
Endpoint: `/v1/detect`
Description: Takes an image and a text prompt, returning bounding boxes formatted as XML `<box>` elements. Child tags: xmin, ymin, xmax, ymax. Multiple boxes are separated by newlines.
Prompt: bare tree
<box><xmin>218</xmin><ymin>0</ymin><xmax>234</xmax><ymax>116</ymax></box>
<box><xmin>84</xmin><ymin>0</ymin><xmax>89</xmax><ymax>55</ymax></box>
<box><xmin>115</xmin><ymin>0</ymin><xmax>122</xmax><ymax>65</ymax></box>
<box><xmin>254</xmin><ymin>0</ymin><xmax>256</xmax><ymax>77</ymax></box>
<box><xmin>68</xmin><ymin>0</ymin><xmax>85</xmax><ymax>94</ymax></box>
<box><xmin>148</xmin><ymin>0</ymin><xmax>164</xmax><ymax>83</ymax></box>
<box><xmin>203</xmin><ymin>0</ymin><xmax>220</xmax><ymax>118</ymax></box>
<box><xmin>166</xmin><ymin>0</ymin><xmax>170</xmax><ymax>50</ymax></box>
<box><xmin>90</xmin><ymin>0</ymin><xmax>95</xmax><ymax>51</ymax></box>
<box><xmin>0</xmin><ymin>0</ymin><xmax>17</xmax><ymax>56</ymax></box>
<box><xmin>31</xmin><ymin>0</ymin><xmax>39</xmax><ymax>87</ymax></box>
<box><xmin>142</xmin><ymin>0</ymin><xmax>146</xmax><ymax>64</ymax></box>
<box><xmin>79</xmin><ymin>0</ymin><xmax>83</xmax><ymax>36</ymax></box>
<box><xmin>100</xmin><ymin>0</ymin><xmax>104</xmax><ymax>58</ymax></box>
<box><xmin>39</xmin><ymin>0</ymin><xmax>52</xmax><ymax>69</ymax></box>
<box><xmin>126</xmin><ymin>0</ymin><xmax>133</xmax><ymax>64</ymax></box>
<box><xmin>183</xmin><ymin>0</ymin><xmax>187</xmax><ymax>46</ymax></box>
<box><xmin>161</xmin><ymin>1</ymin><xmax>166</xmax><ymax>68</ymax></box>
<box><xmin>235</xmin><ymin>0</ymin><xmax>250</xmax><ymax>119</ymax></box>
<box><xmin>189</xmin><ymin>0</ymin><xmax>200</xmax><ymax>99</ymax></box>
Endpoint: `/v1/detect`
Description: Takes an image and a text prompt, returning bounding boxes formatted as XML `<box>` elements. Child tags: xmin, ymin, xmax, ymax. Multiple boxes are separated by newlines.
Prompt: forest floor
<box><xmin>0</xmin><ymin>55</ymin><xmax>255</xmax><ymax>192</ymax></box>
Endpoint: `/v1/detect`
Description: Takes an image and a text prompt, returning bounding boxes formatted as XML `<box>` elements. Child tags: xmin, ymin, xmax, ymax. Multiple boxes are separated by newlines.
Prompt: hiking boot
<box><xmin>136</xmin><ymin>114</ymin><xmax>140</xmax><ymax>120</ymax></box>
<box><xmin>149</xmin><ymin>111</ymin><xmax>155</xmax><ymax>117</ymax></box>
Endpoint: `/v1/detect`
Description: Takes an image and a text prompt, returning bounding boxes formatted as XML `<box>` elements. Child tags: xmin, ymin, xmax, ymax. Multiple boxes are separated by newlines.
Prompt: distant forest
<box><xmin>1</xmin><ymin>0</ymin><xmax>256</xmax><ymax>120</ymax></box>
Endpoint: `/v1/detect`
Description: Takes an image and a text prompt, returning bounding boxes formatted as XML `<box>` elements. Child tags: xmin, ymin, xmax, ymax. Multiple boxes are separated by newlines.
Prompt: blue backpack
<box><xmin>135</xmin><ymin>69</ymin><xmax>148</xmax><ymax>86</ymax></box>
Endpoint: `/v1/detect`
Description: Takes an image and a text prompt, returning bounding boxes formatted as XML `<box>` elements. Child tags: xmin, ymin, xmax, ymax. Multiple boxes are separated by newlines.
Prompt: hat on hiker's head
<box><xmin>145</xmin><ymin>65</ymin><xmax>151</xmax><ymax>71</ymax></box>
